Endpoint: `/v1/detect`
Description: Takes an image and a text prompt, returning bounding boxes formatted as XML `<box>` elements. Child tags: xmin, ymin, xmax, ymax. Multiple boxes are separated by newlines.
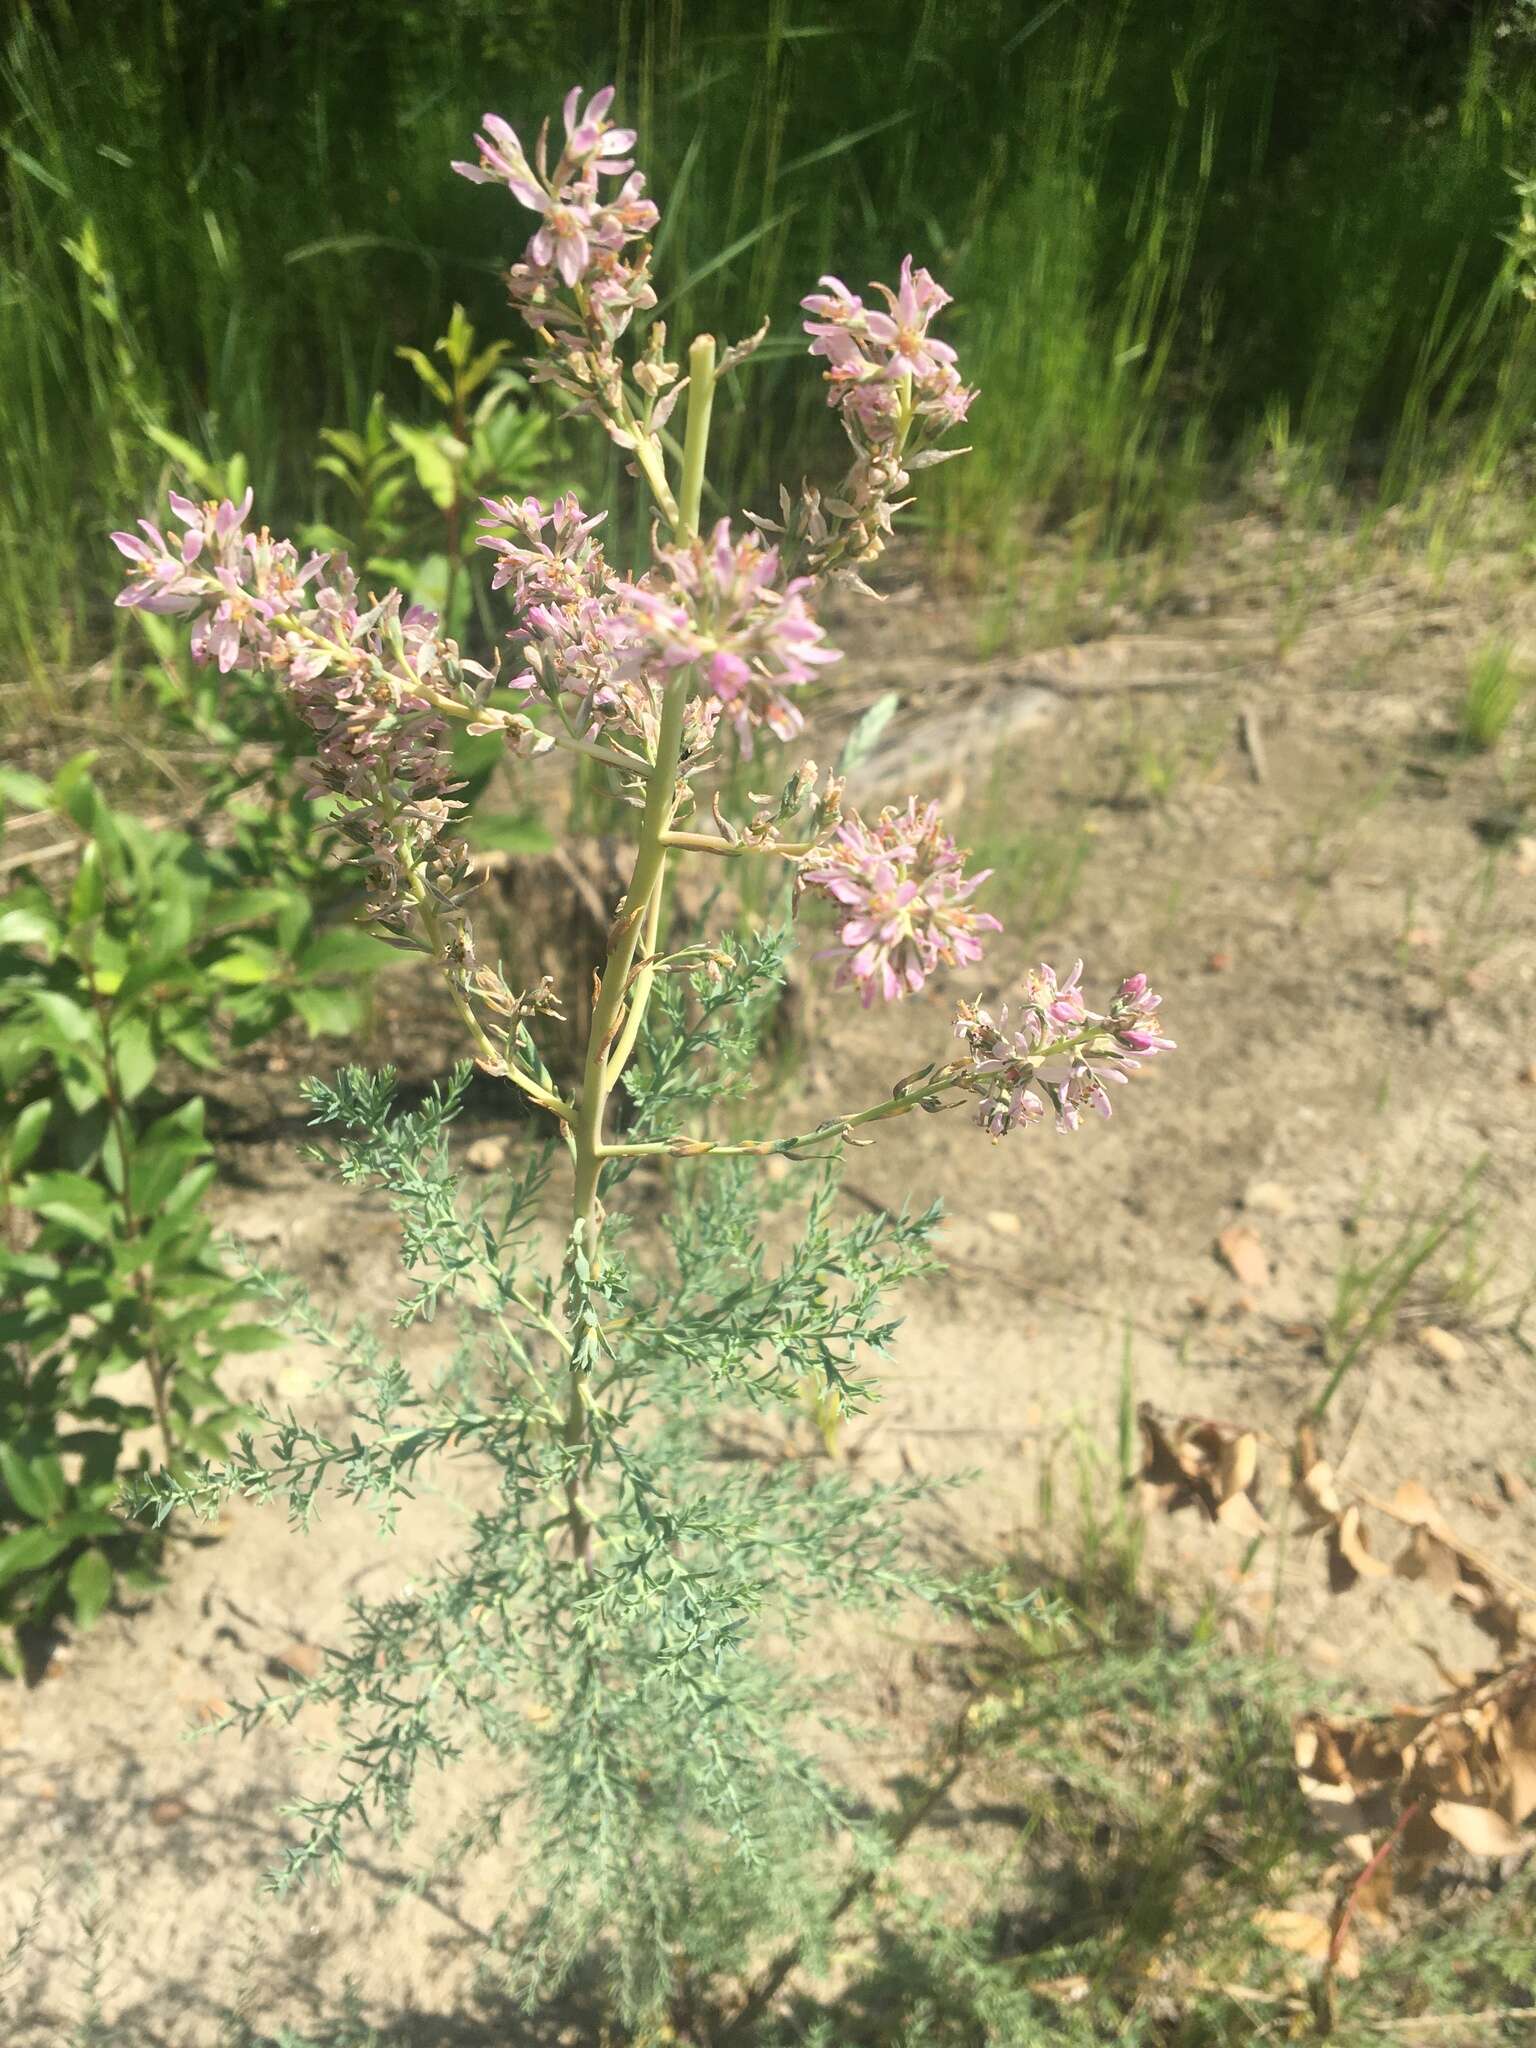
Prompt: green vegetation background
<box><xmin>4</xmin><ymin>0</ymin><xmax>1536</xmax><ymax>669</ymax></box>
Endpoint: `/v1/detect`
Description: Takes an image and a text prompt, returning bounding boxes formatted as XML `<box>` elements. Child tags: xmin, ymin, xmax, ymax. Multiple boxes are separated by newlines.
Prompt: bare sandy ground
<box><xmin>5</xmin><ymin>508</ymin><xmax>1536</xmax><ymax>2042</ymax></box>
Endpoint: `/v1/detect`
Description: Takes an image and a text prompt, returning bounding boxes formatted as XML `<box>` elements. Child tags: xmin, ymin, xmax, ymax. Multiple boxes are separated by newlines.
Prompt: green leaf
<box><xmin>388</xmin><ymin>424</ymin><xmax>465</xmax><ymax>509</ymax></box>
<box><xmin>465</xmin><ymin>810</ymin><xmax>555</xmax><ymax>855</ymax></box>
<box><xmin>838</xmin><ymin>690</ymin><xmax>900</xmax><ymax>776</ymax></box>
<box><xmin>0</xmin><ymin>906</ymin><xmax>59</xmax><ymax>952</ymax></box>
<box><xmin>142</xmin><ymin>421</ymin><xmax>220</xmax><ymax>490</ymax></box>
<box><xmin>5</xmin><ymin>1096</ymin><xmax>51</xmax><ymax>1174</ymax></box>
<box><xmin>16</xmin><ymin>1170</ymin><xmax>116</xmax><ymax>1243</ymax></box>
<box><xmin>0</xmin><ymin>767</ymin><xmax>52</xmax><ymax>811</ymax></box>
<box><xmin>208</xmin><ymin>944</ymin><xmax>283</xmax><ymax>986</ymax></box>
<box><xmin>292</xmin><ymin>985</ymin><xmax>364</xmax><ymax>1038</ymax></box>
<box><xmin>111</xmin><ymin>1015</ymin><xmax>157</xmax><ymax>1101</ymax></box>
<box><xmin>214</xmin><ymin>1323</ymin><xmax>286</xmax><ymax>1354</ymax></box>
<box><xmin>50</xmin><ymin>752</ymin><xmax>101</xmax><ymax>831</ymax></box>
<box><xmin>69</xmin><ymin>843</ymin><xmax>106</xmax><ymax>926</ymax></box>
<box><xmin>0</xmin><ymin>1523</ymin><xmax>73</xmax><ymax>1584</ymax></box>
<box><xmin>295</xmin><ymin>927</ymin><xmax>397</xmax><ymax>976</ymax></box>
<box><xmin>66</xmin><ymin>1547</ymin><xmax>114</xmax><ymax>1628</ymax></box>
<box><xmin>395</xmin><ymin>345</ymin><xmax>452</xmax><ymax>404</ymax></box>
<box><xmin>28</xmin><ymin>988</ymin><xmax>95</xmax><ymax>1047</ymax></box>
<box><xmin>0</xmin><ymin>1445</ymin><xmax>67</xmax><ymax>1520</ymax></box>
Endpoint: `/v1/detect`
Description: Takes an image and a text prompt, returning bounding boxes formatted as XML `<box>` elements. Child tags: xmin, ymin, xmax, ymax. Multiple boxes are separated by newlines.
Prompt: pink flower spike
<box><xmin>800</xmin><ymin>800</ymin><xmax>998</xmax><ymax>1006</ymax></box>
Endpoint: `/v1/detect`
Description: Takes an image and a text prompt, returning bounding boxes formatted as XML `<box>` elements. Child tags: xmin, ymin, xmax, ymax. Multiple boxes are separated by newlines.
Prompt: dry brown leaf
<box><xmin>1028</xmin><ymin>1974</ymin><xmax>1090</xmax><ymax>2007</ymax></box>
<box><xmin>1216</xmin><ymin>1223</ymin><xmax>1271</xmax><ymax>1290</ymax></box>
<box><xmin>1251</xmin><ymin>1909</ymin><xmax>1360</xmax><ymax>1979</ymax></box>
<box><xmin>1137</xmin><ymin>1407</ymin><xmax>1265</xmax><ymax>1528</ymax></box>
<box><xmin>1394</xmin><ymin>1525</ymin><xmax>1468</xmax><ymax>1596</ymax></box>
<box><xmin>1219</xmin><ymin>1430</ymin><xmax>1260</xmax><ymax>1500</ymax></box>
<box><xmin>1297</xmin><ymin>1774</ymin><xmax>1379</xmax><ymax>1845</ymax></box>
<box><xmin>1417</xmin><ymin>1324</ymin><xmax>1465</xmax><ymax>1367</ymax></box>
<box><xmin>1429</xmin><ymin>1800</ymin><xmax>1524</xmax><ymax>1858</ymax></box>
<box><xmin>1295</xmin><ymin>1457</ymin><xmax>1343</xmax><ymax>1527</ymax></box>
<box><xmin>1390</xmin><ymin>1479</ymin><xmax>1451</xmax><ymax>1535</ymax></box>
<box><xmin>1216</xmin><ymin>1490</ymin><xmax>1269</xmax><ymax>1537</ymax></box>
<box><xmin>1329</xmin><ymin>1505</ymin><xmax>1392</xmax><ymax>1591</ymax></box>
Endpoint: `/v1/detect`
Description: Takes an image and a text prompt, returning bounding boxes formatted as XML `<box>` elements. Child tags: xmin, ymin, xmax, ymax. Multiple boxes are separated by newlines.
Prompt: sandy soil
<box><xmin>5</xmin><ymin>508</ymin><xmax>1536</xmax><ymax>2041</ymax></box>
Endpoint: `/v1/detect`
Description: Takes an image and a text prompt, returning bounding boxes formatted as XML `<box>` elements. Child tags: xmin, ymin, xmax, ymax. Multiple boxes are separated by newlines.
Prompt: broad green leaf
<box><xmin>67</xmin><ymin>1547</ymin><xmax>113</xmax><ymax>1628</ymax></box>
<box><xmin>293</xmin><ymin>985</ymin><xmax>364</xmax><ymax>1038</ymax></box>
<box><xmin>214</xmin><ymin>1323</ymin><xmax>287</xmax><ymax>1354</ymax></box>
<box><xmin>16</xmin><ymin>1170</ymin><xmax>116</xmax><ymax>1243</ymax></box>
<box><xmin>465</xmin><ymin>810</ymin><xmax>555</xmax><ymax>855</ymax></box>
<box><xmin>295</xmin><ymin>927</ymin><xmax>397</xmax><ymax>975</ymax></box>
<box><xmin>69</xmin><ymin>843</ymin><xmax>106</xmax><ymax>926</ymax></box>
<box><xmin>0</xmin><ymin>1524</ymin><xmax>73</xmax><ymax>1583</ymax></box>
<box><xmin>0</xmin><ymin>767</ymin><xmax>51</xmax><ymax>811</ymax></box>
<box><xmin>0</xmin><ymin>1445</ymin><xmax>67</xmax><ymax>1520</ymax></box>
<box><xmin>28</xmin><ymin>988</ymin><xmax>94</xmax><ymax>1046</ymax></box>
<box><xmin>111</xmin><ymin>1015</ymin><xmax>157</xmax><ymax>1101</ymax></box>
<box><xmin>388</xmin><ymin>424</ymin><xmax>465</xmax><ymax>509</ymax></box>
<box><xmin>208</xmin><ymin>944</ymin><xmax>283</xmax><ymax>986</ymax></box>
<box><xmin>50</xmin><ymin>752</ymin><xmax>101</xmax><ymax>831</ymax></box>
<box><xmin>0</xmin><ymin>906</ymin><xmax>59</xmax><ymax>952</ymax></box>
<box><xmin>5</xmin><ymin>1097</ymin><xmax>51</xmax><ymax>1174</ymax></box>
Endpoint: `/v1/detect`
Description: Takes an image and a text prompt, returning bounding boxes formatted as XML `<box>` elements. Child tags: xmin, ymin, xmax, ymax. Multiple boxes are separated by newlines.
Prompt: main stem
<box><xmin>559</xmin><ymin>334</ymin><xmax>716</xmax><ymax>1564</ymax></box>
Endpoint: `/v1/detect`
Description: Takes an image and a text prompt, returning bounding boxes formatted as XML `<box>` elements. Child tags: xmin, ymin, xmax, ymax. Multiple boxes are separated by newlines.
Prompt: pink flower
<box><xmin>454</xmin><ymin>88</ymin><xmax>656</xmax><ymax>298</ymax></box>
<box><xmin>612</xmin><ymin>520</ymin><xmax>840</xmax><ymax>752</ymax></box>
<box><xmin>953</xmin><ymin>968</ymin><xmax>1172</xmax><ymax>1139</ymax></box>
<box><xmin>802</xmin><ymin>256</ymin><xmax>974</xmax><ymax>447</ymax></box>
<box><xmin>477</xmin><ymin>492</ymin><xmax>629</xmax><ymax>733</ymax></box>
<box><xmin>799</xmin><ymin>800</ymin><xmax>999</xmax><ymax>1005</ymax></box>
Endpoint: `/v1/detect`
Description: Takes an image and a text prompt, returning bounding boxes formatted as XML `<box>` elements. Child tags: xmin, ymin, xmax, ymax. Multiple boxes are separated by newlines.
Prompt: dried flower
<box><xmin>613</xmin><ymin>520</ymin><xmax>840</xmax><ymax>752</ymax></box>
<box><xmin>799</xmin><ymin>800</ymin><xmax>999</xmax><ymax>1005</ymax></box>
<box><xmin>953</xmin><ymin>967</ymin><xmax>1172</xmax><ymax>1138</ymax></box>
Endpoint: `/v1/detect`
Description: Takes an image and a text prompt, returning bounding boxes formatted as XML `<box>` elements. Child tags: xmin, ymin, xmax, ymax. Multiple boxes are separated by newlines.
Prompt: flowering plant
<box><xmin>122</xmin><ymin>86</ymin><xmax>1171</xmax><ymax>2029</ymax></box>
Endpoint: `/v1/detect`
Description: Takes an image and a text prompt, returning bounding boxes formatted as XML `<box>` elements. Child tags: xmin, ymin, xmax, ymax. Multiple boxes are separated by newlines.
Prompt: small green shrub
<box><xmin>0</xmin><ymin>751</ymin><xmax>398</xmax><ymax>1668</ymax></box>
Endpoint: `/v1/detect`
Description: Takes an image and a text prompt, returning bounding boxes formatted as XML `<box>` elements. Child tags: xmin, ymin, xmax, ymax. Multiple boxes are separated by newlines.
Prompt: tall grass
<box><xmin>3</xmin><ymin>0</ymin><xmax>1536</xmax><ymax>679</ymax></box>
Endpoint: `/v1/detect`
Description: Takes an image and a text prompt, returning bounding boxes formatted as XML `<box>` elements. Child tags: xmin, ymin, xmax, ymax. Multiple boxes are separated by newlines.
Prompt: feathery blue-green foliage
<box><xmin>131</xmin><ymin>933</ymin><xmax>992</xmax><ymax>2023</ymax></box>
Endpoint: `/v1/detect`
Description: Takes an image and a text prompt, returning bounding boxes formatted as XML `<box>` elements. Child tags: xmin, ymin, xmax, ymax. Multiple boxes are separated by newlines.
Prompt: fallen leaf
<box><xmin>1496</xmin><ymin>1467</ymin><xmax>1528</xmax><ymax>1506</ymax></box>
<box><xmin>1252</xmin><ymin>1908</ymin><xmax>1359</xmax><ymax>1977</ymax></box>
<box><xmin>1393</xmin><ymin>1525</ymin><xmax>1466</xmax><ymax>1595</ymax></box>
<box><xmin>1217</xmin><ymin>1224</ymin><xmax>1271</xmax><ymax>1290</ymax></box>
<box><xmin>1029</xmin><ymin>1974</ymin><xmax>1090</xmax><ymax>2006</ymax></box>
<box><xmin>1329</xmin><ymin>1505</ymin><xmax>1391</xmax><ymax>1590</ymax></box>
<box><xmin>1295</xmin><ymin>1457</ymin><xmax>1344</xmax><ymax>1527</ymax></box>
<box><xmin>1418</xmin><ymin>1325</ymin><xmax>1465</xmax><ymax>1367</ymax></box>
<box><xmin>268</xmin><ymin>1642</ymin><xmax>323</xmax><ymax>1682</ymax></box>
<box><xmin>1430</xmin><ymin>1800</ymin><xmax>1524</xmax><ymax>1858</ymax></box>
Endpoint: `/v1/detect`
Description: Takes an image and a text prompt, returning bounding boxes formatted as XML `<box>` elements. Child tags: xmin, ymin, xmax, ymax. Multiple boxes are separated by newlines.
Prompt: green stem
<box><xmin>599</xmin><ymin>1078</ymin><xmax>964</xmax><ymax>1161</ymax></box>
<box><xmin>678</xmin><ymin>334</ymin><xmax>717</xmax><ymax>538</ymax></box>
